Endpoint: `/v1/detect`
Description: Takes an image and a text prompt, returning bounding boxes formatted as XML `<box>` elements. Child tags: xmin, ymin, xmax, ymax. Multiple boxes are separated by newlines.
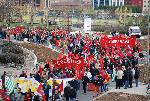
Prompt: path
<box><xmin>108</xmin><ymin>84</ymin><xmax>148</xmax><ymax>96</ymax></box>
<box><xmin>93</xmin><ymin>83</ymin><xmax>149</xmax><ymax>101</ymax></box>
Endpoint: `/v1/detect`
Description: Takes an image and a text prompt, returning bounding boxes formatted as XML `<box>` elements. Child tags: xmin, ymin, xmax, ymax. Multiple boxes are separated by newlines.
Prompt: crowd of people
<box><xmin>0</xmin><ymin>26</ymin><xmax>144</xmax><ymax>101</ymax></box>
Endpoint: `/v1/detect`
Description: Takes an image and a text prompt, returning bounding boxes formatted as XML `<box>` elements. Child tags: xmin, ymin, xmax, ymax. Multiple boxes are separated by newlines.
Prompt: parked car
<box><xmin>128</xmin><ymin>26</ymin><xmax>141</xmax><ymax>38</ymax></box>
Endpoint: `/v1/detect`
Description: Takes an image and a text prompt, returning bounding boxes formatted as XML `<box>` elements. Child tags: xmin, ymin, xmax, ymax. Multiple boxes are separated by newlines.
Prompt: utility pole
<box><xmin>68</xmin><ymin>12</ymin><xmax>70</xmax><ymax>34</ymax></box>
<box><xmin>30</xmin><ymin>0</ymin><xmax>34</xmax><ymax>27</ymax></box>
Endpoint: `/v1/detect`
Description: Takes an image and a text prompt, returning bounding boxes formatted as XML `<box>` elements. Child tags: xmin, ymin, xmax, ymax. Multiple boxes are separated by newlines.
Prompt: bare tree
<box><xmin>0</xmin><ymin>0</ymin><xmax>13</xmax><ymax>27</ymax></box>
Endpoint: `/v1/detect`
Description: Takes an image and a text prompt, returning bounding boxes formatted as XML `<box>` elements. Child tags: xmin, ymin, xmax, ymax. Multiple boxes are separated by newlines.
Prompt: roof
<box><xmin>52</xmin><ymin>0</ymin><xmax>81</xmax><ymax>6</ymax></box>
<box><xmin>129</xmin><ymin>26</ymin><xmax>140</xmax><ymax>29</ymax></box>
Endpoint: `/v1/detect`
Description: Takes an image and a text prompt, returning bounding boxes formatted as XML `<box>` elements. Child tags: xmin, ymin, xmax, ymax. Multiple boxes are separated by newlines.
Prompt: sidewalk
<box><xmin>108</xmin><ymin>84</ymin><xmax>148</xmax><ymax>96</ymax></box>
<box><xmin>92</xmin><ymin>83</ymin><xmax>149</xmax><ymax>101</ymax></box>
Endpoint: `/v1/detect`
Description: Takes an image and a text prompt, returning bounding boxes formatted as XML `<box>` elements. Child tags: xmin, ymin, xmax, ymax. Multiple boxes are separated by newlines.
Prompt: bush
<box><xmin>0</xmin><ymin>41</ymin><xmax>25</xmax><ymax>65</ymax></box>
<box><xmin>1</xmin><ymin>41</ymin><xmax>24</xmax><ymax>54</ymax></box>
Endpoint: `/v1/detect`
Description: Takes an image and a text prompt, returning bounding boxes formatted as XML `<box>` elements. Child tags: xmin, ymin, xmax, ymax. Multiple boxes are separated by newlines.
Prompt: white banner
<box><xmin>84</xmin><ymin>18</ymin><xmax>92</xmax><ymax>31</ymax></box>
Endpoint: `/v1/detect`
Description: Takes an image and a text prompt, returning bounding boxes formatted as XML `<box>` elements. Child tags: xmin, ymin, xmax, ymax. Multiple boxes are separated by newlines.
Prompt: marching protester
<box><xmin>15</xmin><ymin>88</ymin><xmax>24</xmax><ymax>101</ymax></box>
<box><xmin>134</xmin><ymin>66</ymin><xmax>140</xmax><ymax>87</ymax></box>
<box><xmin>123</xmin><ymin>67</ymin><xmax>129</xmax><ymax>89</ymax></box>
<box><xmin>82</xmin><ymin>73</ymin><xmax>89</xmax><ymax>94</ymax></box>
<box><xmin>64</xmin><ymin>84</ymin><xmax>71</xmax><ymax>101</ymax></box>
<box><xmin>24</xmin><ymin>89</ymin><xmax>32</xmax><ymax>101</ymax></box>
<box><xmin>19</xmin><ymin>71</ymin><xmax>27</xmax><ymax>78</ymax></box>
<box><xmin>128</xmin><ymin>67</ymin><xmax>133</xmax><ymax>88</ymax></box>
<box><xmin>116</xmin><ymin>66</ymin><xmax>124</xmax><ymax>89</ymax></box>
<box><xmin>1</xmin><ymin>71</ymin><xmax>6</xmax><ymax>90</ymax></box>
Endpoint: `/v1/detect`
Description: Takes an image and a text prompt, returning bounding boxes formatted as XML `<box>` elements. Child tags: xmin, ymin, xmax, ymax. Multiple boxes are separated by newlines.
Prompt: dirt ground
<box><xmin>95</xmin><ymin>92</ymin><xmax>150</xmax><ymax>101</ymax></box>
<box><xmin>15</xmin><ymin>42</ymin><xmax>59</xmax><ymax>62</ymax></box>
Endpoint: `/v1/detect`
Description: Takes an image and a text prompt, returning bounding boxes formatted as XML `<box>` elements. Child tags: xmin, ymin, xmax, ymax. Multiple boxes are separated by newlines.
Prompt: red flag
<box><xmin>39</xmin><ymin>66</ymin><xmax>43</xmax><ymax>75</ymax></box>
<box><xmin>47</xmin><ymin>62</ymin><xmax>53</xmax><ymax>71</ymax></box>
<box><xmin>75</xmin><ymin>54</ymin><xmax>79</xmax><ymax>59</ymax></box>
<box><xmin>37</xmin><ymin>84</ymin><xmax>43</xmax><ymax>95</ymax></box>
<box><xmin>58</xmin><ymin>49</ymin><xmax>64</xmax><ymax>59</ymax></box>
<box><xmin>37</xmin><ymin>83</ymin><xmax>46</xmax><ymax>101</ymax></box>
<box><xmin>59</xmin><ymin>80</ymin><xmax>63</xmax><ymax>93</ymax></box>
<box><xmin>49</xmin><ymin>64</ymin><xmax>53</xmax><ymax>71</ymax></box>
<box><xmin>87</xmin><ymin>54</ymin><xmax>94</xmax><ymax>61</ymax></box>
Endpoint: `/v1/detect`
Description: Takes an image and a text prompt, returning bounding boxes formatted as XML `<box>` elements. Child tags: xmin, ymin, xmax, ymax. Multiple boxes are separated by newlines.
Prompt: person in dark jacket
<box><xmin>34</xmin><ymin>71</ymin><xmax>41</xmax><ymax>82</ymax></box>
<box><xmin>43</xmin><ymin>83</ymin><xmax>51</xmax><ymax>101</ymax></box>
<box><xmin>31</xmin><ymin>92</ymin><xmax>40</xmax><ymax>101</ymax></box>
<box><xmin>64</xmin><ymin>84</ymin><xmax>71</xmax><ymax>101</ymax></box>
<box><xmin>123</xmin><ymin>67</ymin><xmax>129</xmax><ymax>89</ymax></box>
<box><xmin>128</xmin><ymin>68</ymin><xmax>133</xmax><ymax>88</ymax></box>
<box><xmin>134</xmin><ymin>66</ymin><xmax>140</xmax><ymax>87</ymax></box>
<box><xmin>69</xmin><ymin>87</ymin><xmax>77</xmax><ymax>101</ymax></box>
<box><xmin>44</xmin><ymin>63</ymin><xmax>49</xmax><ymax>70</ymax></box>
<box><xmin>19</xmin><ymin>71</ymin><xmax>27</xmax><ymax>78</ymax></box>
<box><xmin>97</xmin><ymin>75</ymin><xmax>105</xmax><ymax>93</ymax></box>
<box><xmin>82</xmin><ymin>73</ymin><xmax>89</xmax><ymax>94</ymax></box>
<box><xmin>1</xmin><ymin>71</ymin><xmax>6</xmax><ymax>90</ymax></box>
<box><xmin>24</xmin><ymin>89</ymin><xmax>32</xmax><ymax>101</ymax></box>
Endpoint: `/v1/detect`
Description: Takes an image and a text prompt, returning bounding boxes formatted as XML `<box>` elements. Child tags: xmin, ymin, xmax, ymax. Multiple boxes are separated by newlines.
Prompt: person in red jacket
<box><xmin>24</xmin><ymin>89</ymin><xmax>32</xmax><ymax>101</ymax></box>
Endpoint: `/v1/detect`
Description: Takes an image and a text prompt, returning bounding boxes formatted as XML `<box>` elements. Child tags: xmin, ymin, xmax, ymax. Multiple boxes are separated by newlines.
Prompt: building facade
<box><xmin>93</xmin><ymin>0</ymin><xmax>124</xmax><ymax>9</ymax></box>
<box><xmin>124</xmin><ymin>0</ymin><xmax>132</xmax><ymax>5</ymax></box>
<box><xmin>142</xmin><ymin>0</ymin><xmax>150</xmax><ymax>13</ymax></box>
<box><xmin>13</xmin><ymin>0</ymin><xmax>50</xmax><ymax>9</ymax></box>
<box><xmin>131</xmin><ymin>0</ymin><xmax>143</xmax><ymax>8</ymax></box>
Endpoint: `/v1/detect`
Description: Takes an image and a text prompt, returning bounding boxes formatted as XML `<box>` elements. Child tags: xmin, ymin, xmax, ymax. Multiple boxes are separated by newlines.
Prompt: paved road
<box><xmin>77</xmin><ymin>81</ymin><xmax>115</xmax><ymax>101</ymax></box>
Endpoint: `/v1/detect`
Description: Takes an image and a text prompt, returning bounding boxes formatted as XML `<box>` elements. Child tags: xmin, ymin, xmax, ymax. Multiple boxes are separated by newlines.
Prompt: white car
<box><xmin>128</xmin><ymin>26</ymin><xmax>141</xmax><ymax>38</ymax></box>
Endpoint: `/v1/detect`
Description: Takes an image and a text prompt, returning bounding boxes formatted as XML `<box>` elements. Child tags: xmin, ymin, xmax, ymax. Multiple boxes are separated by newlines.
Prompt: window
<box><xmin>120</xmin><ymin>2</ymin><xmax>122</xmax><ymax>6</ymax></box>
<box><xmin>113</xmin><ymin>2</ymin><xmax>115</xmax><ymax>6</ymax></box>
<box><xmin>117</xmin><ymin>0</ymin><xmax>119</xmax><ymax>6</ymax></box>
<box><xmin>132</xmin><ymin>29</ymin><xmax>141</xmax><ymax>33</ymax></box>
<box><xmin>94</xmin><ymin>0</ymin><xmax>98</xmax><ymax>8</ymax></box>
<box><xmin>46</xmin><ymin>0</ymin><xmax>48</xmax><ymax>8</ymax></box>
<box><xmin>35</xmin><ymin>0</ymin><xmax>40</xmax><ymax>7</ymax></box>
<box><xmin>105</xmin><ymin>0</ymin><xmax>109</xmax><ymax>6</ymax></box>
<box><xmin>100</xmin><ymin>0</ymin><xmax>104</xmax><ymax>5</ymax></box>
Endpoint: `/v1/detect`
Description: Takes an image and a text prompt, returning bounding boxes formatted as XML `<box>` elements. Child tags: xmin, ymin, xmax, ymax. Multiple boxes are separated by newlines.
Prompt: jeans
<box><xmin>100</xmin><ymin>85</ymin><xmax>104</xmax><ymax>92</ymax></box>
<box><xmin>10</xmin><ymin>94</ymin><xmax>15</xmax><ymax>101</ymax></box>
<box><xmin>91</xmin><ymin>76</ymin><xmax>94</xmax><ymax>81</ymax></box>
<box><xmin>124</xmin><ymin>80</ymin><xmax>129</xmax><ymax>89</ymax></box>
<box><xmin>102</xmin><ymin>84</ymin><xmax>108</xmax><ymax>92</ymax></box>
<box><xmin>135</xmin><ymin>79</ymin><xmax>139</xmax><ymax>87</ymax></box>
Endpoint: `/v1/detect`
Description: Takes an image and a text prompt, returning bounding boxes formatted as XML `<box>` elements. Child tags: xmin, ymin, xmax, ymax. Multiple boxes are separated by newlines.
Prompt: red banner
<box><xmin>52</xmin><ymin>56</ymin><xmax>84</xmax><ymax>70</ymax></box>
<box><xmin>100</xmin><ymin>35</ymin><xmax>136</xmax><ymax>48</ymax></box>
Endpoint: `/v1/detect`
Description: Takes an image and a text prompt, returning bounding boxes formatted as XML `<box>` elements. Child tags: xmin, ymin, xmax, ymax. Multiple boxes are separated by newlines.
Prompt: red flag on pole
<box><xmin>59</xmin><ymin>80</ymin><xmax>63</xmax><ymax>93</ymax></box>
<box><xmin>39</xmin><ymin>66</ymin><xmax>43</xmax><ymax>76</ymax></box>
<box><xmin>37</xmin><ymin>83</ymin><xmax>46</xmax><ymax>101</ymax></box>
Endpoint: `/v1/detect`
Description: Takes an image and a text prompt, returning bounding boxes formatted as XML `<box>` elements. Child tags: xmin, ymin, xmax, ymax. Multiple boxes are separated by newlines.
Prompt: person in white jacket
<box><xmin>116</xmin><ymin>67</ymin><xmax>124</xmax><ymax>89</ymax></box>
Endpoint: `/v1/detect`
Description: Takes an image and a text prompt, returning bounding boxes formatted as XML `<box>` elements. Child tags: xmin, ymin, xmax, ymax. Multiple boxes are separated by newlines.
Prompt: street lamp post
<box><xmin>68</xmin><ymin>12</ymin><xmax>70</xmax><ymax>33</ymax></box>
